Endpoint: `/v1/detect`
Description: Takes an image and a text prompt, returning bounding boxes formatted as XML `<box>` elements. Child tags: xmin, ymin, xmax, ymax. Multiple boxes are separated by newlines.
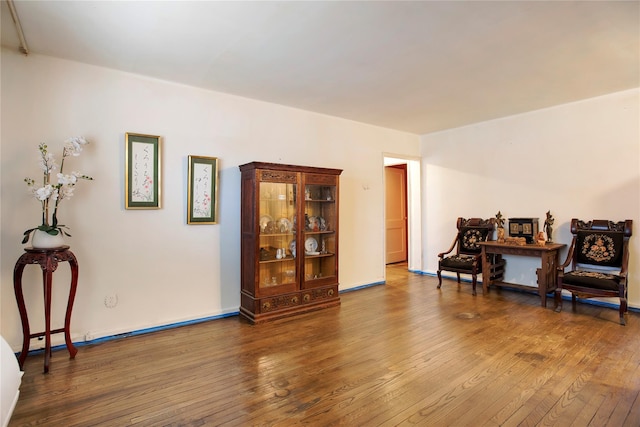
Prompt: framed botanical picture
<box><xmin>125</xmin><ymin>133</ymin><xmax>162</xmax><ymax>209</ymax></box>
<box><xmin>187</xmin><ymin>155</ymin><xmax>219</xmax><ymax>224</ymax></box>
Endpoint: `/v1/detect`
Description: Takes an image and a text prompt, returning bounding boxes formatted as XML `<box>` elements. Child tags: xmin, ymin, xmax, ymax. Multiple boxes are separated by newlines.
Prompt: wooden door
<box><xmin>385</xmin><ymin>165</ymin><xmax>407</xmax><ymax>264</ymax></box>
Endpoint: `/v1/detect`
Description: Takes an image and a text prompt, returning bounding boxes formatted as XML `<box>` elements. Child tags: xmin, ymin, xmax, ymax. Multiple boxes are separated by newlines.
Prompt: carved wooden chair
<box><xmin>437</xmin><ymin>217</ymin><xmax>495</xmax><ymax>295</ymax></box>
<box><xmin>554</xmin><ymin>219</ymin><xmax>633</xmax><ymax>325</ymax></box>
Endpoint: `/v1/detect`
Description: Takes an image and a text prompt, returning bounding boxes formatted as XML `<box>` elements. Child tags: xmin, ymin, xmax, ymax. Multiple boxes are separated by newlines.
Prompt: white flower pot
<box><xmin>31</xmin><ymin>229</ymin><xmax>65</xmax><ymax>249</ymax></box>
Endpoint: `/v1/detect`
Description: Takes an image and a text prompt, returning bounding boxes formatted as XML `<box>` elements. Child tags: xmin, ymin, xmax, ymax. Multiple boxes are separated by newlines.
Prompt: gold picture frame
<box><xmin>187</xmin><ymin>155</ymin><xmax>219</xmax><ymax>224</ymax></box>
<box><xmin>125</xmin><ymin>133</ymin><xmax>162</xmax><ymax>209</ymax></box>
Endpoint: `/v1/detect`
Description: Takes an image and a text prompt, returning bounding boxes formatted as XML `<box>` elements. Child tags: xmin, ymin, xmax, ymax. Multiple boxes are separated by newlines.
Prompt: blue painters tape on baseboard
<box><xmin>19</xmin><ymin>312</ymin><xmax>240</xmax><ymax>357</ymax></box>
<box><xmin>340</xmin><ymin>281</ymin><xmax>385</xmax><ymax>293</ymax></box>
<box><xmin>411</xmin><ymin>269</ymin><xmax>434</xmax><ymax>276</ymax></box>
<box><xmin>80</xmin><ymin>312</ymin><xmax>240</xmax><ymax>346</ymax></box>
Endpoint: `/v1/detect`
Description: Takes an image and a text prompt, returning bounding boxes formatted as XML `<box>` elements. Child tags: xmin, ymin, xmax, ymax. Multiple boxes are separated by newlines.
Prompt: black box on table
<box><xmin>508</xmin><ymin>218</ymin><xmax>539</xmax><ymax>243</ymax></box>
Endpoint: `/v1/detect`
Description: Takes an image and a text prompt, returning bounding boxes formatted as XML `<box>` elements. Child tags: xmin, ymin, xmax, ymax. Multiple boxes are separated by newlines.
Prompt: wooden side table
<box><xmin>479</xmin><ymin>241</ymin><xmax>566</xmax><ymax>307</ymax></box>
<box><xmin>13</xmin><ymin>246</ymin><xmax>79</xmax><ymax>373</ymax></box>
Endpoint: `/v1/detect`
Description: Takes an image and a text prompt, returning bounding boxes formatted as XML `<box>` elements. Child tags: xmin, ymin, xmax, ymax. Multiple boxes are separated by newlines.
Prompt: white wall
<box><xmin>0</xmin><ymin>49</ymin><xmax>420</xmax><ymax>350</ymax></box>
<box><xmin>421</xmin><ymin>88</ymin><xmax>640</xmax><ymax>307</ymax></box>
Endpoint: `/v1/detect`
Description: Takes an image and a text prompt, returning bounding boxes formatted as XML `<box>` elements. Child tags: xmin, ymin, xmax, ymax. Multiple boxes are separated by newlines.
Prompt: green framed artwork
<box><xmin>125</xmin><ymin>133</ymin><xmax>162</xmax><ymax>209</ymax></box>
<box><xmin>187</xmin><ymin>155</ymin><xmax>219</xmax><ymax>224</ymax></box>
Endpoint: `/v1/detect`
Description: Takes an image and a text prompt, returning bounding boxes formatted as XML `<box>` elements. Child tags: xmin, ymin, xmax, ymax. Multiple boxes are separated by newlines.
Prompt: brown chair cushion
<box><xmin>440</xmin><ymin>254</ymin><xmax>477</xmax><ymax>270</ymax></box>
<box><xmin>562</xmin><ymin>270</ymin><xmax>621</xmax><ymax>291</ymax></box>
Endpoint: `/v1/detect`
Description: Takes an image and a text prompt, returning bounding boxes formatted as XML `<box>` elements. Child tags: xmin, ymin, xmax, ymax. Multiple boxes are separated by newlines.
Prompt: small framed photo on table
<box><xmin>510</xmin><ymin>222</ymin><xmax>520</xmax><ymax>234</ymax></box>
<box><xmin>187</xmin><ymin>155</ymin><xmax>219</xmax><ymax>224</ymax></box>
<box><xmin>125</xmin><ymin>133</ymin><xmax>162</xmax><ymax>209</ymax></box>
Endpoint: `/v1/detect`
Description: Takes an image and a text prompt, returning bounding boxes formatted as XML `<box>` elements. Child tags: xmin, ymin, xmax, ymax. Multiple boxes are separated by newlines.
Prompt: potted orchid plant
<box><xmin>22</xmin><ymin>137</ymin><xmax>93</xmax><ymax>247</ymax></box>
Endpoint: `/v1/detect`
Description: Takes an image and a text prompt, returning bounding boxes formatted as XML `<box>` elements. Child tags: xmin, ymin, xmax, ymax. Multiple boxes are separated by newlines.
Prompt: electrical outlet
<box><xmin>104</xmin><ymin>294</ymin><xmax>118</xmax><ymax>308</ymax></box>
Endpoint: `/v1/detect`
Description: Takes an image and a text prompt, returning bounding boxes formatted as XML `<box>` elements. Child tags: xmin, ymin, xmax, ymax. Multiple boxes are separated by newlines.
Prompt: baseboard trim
<box><xmin>340</xmin><ymin>281</ymin><xmax>385</xmax><ymax>293</ymax></box>
<box><xmin>17</xmin><ymin>312</ymin><xmax>239</xmax><ymax>357</ymax></box>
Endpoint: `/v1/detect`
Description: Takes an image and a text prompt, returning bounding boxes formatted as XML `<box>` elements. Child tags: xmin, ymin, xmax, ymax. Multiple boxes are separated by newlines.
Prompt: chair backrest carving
<box><xmin>570</xmin><ymin>219</ymin><xmax>632</xmax><ymax>270</ymax></box>
<box><xmin>457</xmin><ymin>217</ymin><xmax>495</xmax><ymax>255</ymax></box>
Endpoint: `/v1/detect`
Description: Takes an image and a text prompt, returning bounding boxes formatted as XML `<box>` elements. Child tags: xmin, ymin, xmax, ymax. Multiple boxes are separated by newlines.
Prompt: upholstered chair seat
<box><xmin>440</xmin><ymin>254</ymin><xmax>477</xmax><ymax>270</ymax></box>
<box><xmin>560</xmin><ymin>270</ymin><xmax>621</xmax><ymax>291</ymax></box>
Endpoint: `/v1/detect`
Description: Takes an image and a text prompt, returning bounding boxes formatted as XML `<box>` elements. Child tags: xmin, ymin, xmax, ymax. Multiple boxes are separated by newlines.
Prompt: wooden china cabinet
<box><xmin>239</xmin><ymin>162</ymin><xmax>342</xmax><ymax>323</ymax></box>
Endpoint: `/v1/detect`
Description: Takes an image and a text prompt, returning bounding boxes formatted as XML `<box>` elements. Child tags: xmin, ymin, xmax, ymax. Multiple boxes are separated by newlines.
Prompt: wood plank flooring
<box><xmin>9</xmin><ymin>264</ymin><xmax>640</xmax><ymax>426</ymax></box>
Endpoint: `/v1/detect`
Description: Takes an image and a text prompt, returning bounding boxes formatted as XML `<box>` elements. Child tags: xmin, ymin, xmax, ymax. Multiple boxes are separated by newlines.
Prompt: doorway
<box><xmin>385</xmin><ymin>164</ymin><xmax>407</xmax><ymax>264</ymax></box>
<box><xmin>383</xmin><ymin>155</ymin><xmax>421</xmax><ymax>273</ymax></box>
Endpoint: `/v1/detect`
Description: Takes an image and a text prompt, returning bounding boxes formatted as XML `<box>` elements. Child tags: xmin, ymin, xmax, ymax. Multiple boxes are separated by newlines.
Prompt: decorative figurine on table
<box><xmin>495</xmin><ymin>211</ymin><xmax>505</xmax><ymax>242</ymax></box>
<box><xmin>544</xmin><ymin>210</ymin><xmax>554</xmax><ymax>242</ymax></box>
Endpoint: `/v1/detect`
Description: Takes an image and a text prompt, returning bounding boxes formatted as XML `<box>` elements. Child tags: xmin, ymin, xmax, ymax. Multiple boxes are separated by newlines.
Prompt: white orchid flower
<box><xmin>34</xmin><ymin>185</ymin><xmax>54</xmax><ymax>201</ymax></box>
<box><xmin>58</xmin><ymin>186</ymin><xmax>74</xmax><ymax>201</ymax></box>
<box><xmin>57</xmin><ymin>172</ymin><xmax>78</xmax><ymax>186</ymax></box>
<box><xmin>64</xmin><ymin>136</ymin><xmax>89</xmax><ymax>157</ymax></box>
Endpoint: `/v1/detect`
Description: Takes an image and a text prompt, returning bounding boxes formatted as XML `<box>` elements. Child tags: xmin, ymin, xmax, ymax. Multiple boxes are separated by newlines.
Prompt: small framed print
<box><xmin>125</xmin><ymin>133</ymin><xmax>161</xmax><ymax>209</ymax></box>
<box><xmin>187</xmin><ymin>155</ymin><xmax>219</xmax><ymax>224</ymax></box>
<box><xmin>523</xmin><ymin>223</ymin><xmax>532</xmax><ymax>235</ymax></box>
<box><xmin>510</xmin><ymin>223</ymin><xmax>520</xmax><ymax>234</ymax></box>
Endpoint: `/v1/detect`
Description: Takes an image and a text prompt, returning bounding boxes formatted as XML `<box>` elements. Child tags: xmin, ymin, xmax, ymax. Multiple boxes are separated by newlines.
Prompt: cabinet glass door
<box><xmin>258</xmin><ymin>181</ymin><xmax>297</xmax><ymax>292</ymax></box>
<box><xmin>303</xmin><ymin>183</ymin><xmax>337</xmax><ymax>287</ymax></box>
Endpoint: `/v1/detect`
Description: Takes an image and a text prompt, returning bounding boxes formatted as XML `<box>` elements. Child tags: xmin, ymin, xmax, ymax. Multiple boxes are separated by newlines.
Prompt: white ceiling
<box><xmin>2</xmin><ymin>1</ymin><xmax>638</xmax><ymax>135</ymax></box>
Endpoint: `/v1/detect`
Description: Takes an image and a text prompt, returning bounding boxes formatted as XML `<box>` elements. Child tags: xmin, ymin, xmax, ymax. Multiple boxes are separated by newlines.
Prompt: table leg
<box><xmin>65</xmin><ymin>254</ymin><xmax>79</xmax><ymax>358</ymax></box>
<box><xmin>546</xmin><ymin>249</ymin><xmax>559</xmax><ymax>305</ymax></box>
<box><xmin>536</xmin><ymin>267</ymin><xmax>547</xmax><ymax>307</ymax></box>
<box><xmin>43</xmin><ymin>268</ymin><xmax>53</xmax><ymax>373</ymax></box>
<box><xmin>538</xmin><ymin>251</ymin><xmax>555</xmax><ymax>308</ymax></box>
<box><xmin>481</xmin><ymin>246</ymin><xmax>490</xmax><ymax>294</ymax></box>
<box><xmin>13</xmin><ymin>262</ymin><xmax>30</xmax><ymax>369</ymax></box>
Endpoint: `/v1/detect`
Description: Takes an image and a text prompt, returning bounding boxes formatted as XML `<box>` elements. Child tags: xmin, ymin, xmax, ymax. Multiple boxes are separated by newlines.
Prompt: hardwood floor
<box><xmin>9</xmin><ymin>264</ymin><xmax>640</xmax><ymax>426</ymax></box>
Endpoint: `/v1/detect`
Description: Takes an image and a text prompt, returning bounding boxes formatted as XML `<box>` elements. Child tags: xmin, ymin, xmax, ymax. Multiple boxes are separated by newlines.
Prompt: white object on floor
<box><xmin>1</xmin><ymin>336</ymin><xmax>23</xmax><ymax>427</ymax></box>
